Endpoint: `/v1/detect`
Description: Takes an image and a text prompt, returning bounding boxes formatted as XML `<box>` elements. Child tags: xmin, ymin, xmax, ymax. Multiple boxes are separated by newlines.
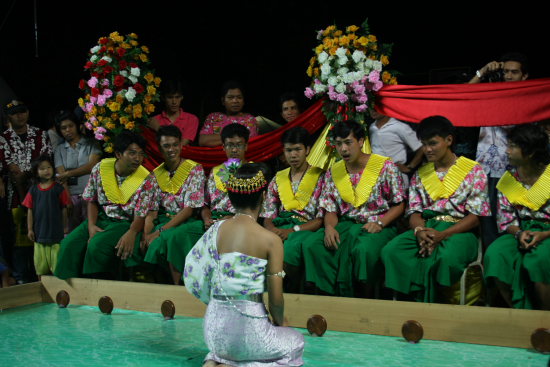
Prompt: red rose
<box><xmin>97</xmin><ymin>59</ymin><xmax>107</xmax><ymax>67</ymax></box>
<box><xmin>79</xmin><ymin>79</ymin><xmax>86</xmax><ymax>90</ymax></box>
<box><xmin>103</xmin><ymin>65</ymin><xmax>113</xmax><ymax>74</ymax></box>
<box><xmin>114</xmin><ymin>75</ymin><xmax>125</xmax><ymax>87</ymax></box>
<box><xmin>99</xmin><ymin>37</ymin><xmax>108</xmax><ymax>45</ymax></box>
<box><xmin>134</xmin><ymin>83</ymin><xmax>144</xmax><ymax>94</ymax></box>
<box><xmin>84</xmin><ymin>61</ymin><xmax>94</xmax><ymax>69</ymax></box>
<box><xmin>91</xmin><ymin>87</ymin><xmax>100</xmax><ymax>97</ymax></box>
<box><xmin>117</xmin><ymin>48</ymin><xmax>126</xmax><ymax>57</ymax></box>
<box><xmin>99</xmin><ymin>46</ymin><xmax>107</xmax><ymax>53</ymax></box>
<box><xmin>129</xmin><ymin>62</ymin><xmax>138</xmax><ymax>68</ymax></box>
<box><xmin>91</xmin><ymin>72</ymin><xmax>99</xmax><ymax>78</ymax></box>
<box><xmin>119</xmin><ymin>60</ymin><xmax>128</xmax><ymax>69</ymax></box>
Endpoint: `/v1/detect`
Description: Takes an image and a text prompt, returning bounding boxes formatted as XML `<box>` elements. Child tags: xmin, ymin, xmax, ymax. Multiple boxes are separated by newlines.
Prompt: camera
<box><xmin>68</xmin><ymin>176</ymin><xmax>78</xmax><ymax>186</ymax></box>
<box><xmin>482</xmin><ymin>69</ymin><xmax>504</xmax><ymax>83</ymax></box>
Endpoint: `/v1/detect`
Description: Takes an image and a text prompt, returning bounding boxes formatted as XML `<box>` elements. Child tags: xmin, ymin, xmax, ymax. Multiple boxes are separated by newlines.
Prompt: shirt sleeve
<box><xmin>200</xmin><ymin>113</ymin><xmax>216</xmax><ymax>135</ymax></box>
<box><xmin>406</xmin><ymin>172</ymin><xmax>424</xmax><ymax>216</ymax></box>
<box><xmin>54</xmin><ymin>145</ymin><xmax>64</xmax><ymax>169</ymax></box>
<box><xmin>82</xmin><ymin>163</ymin><xmax>100</xmax><ymax>201</ymax></box>
<box><xmin>381</xmin><ymin>160</ymin><xmax>405</xmax><ymax>205</ymax></box>
<box><xmin>496</xmin><ymin>191</ymin><xmax>519</xmax><ymax>232</ymax></box>
<box><xmin>182</xmin><ymin>114</ymin><xmax>199</xmax><ymax>142</ymax></box>
<box><xmin>397</xmin><ymin>122</ymin><xmax>422</xmax><ymax>152</ymax></box>
<box><xmin>464</xmin><ymin>165</ymin><xmax>491</xmax><ymax>217</ymax></box>
<box><xmin>317</xmin><ymin>170</ymin><xmax>338</xmax><ymax>217</ymax></box>
<box><xmin>21</xmin><ymin>191</ymin><xmax>33</xmax><ymax>209</ymax></box>
<box><xmin>59</xmin><ymin>187</ymin><xmax>70</xmax><ymax>207</ymax></box>
<box><xmin>261</xmin><ymin>177</ymin><xmax>279</xmax><ymax>219</ymax></box>
<box><xmin>245</xmin><ymin>115</ymin><xmax>259</xmax><ymax>137</ymax></box>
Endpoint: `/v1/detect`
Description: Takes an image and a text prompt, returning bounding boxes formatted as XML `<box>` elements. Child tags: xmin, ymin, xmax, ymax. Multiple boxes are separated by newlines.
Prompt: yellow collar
<box><xmin>331</xmin><ymin>154</ymin><xmax>388</xmax><ymax>207</ymax></box>
<box><xmin>276</xmin><ymin>166</ymin><xmax>323</xmax><ymax>211</ymax></box>
<box><xmin>418</xmin><ymin>156</ymin><xmax>477</xmax><ymax>201</ymax></box>
<box><xmin>99</xmin><ymin>158</ymin><xmax>150</xmax><ymax>204</ymax></box>
<box><xmin>153</xmin><ymin>160</ymin><xmax>198</xmax><ymax>195</ymax></box>
<box><xmin>497</xmin><ymin>165</ymin><xmax>550</xmax><ymax>210</ymax></box>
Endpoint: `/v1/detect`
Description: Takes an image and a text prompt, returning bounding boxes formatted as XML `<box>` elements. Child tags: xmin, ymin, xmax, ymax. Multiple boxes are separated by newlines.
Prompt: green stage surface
<box><xmin>1</xmin><ymin>303</ymin><xmax>548</xmax><ymax>366</ymax></box>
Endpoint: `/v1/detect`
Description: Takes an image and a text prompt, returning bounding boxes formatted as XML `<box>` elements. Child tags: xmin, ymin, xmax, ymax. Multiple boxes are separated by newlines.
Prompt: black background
<box><xmin>0</xmin><ymin>1</ymin><xmax>546</xmax><ymax>129</ymax></box>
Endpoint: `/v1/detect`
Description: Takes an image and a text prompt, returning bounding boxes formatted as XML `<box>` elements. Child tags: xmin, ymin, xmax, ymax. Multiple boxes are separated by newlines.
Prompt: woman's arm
<box><xmin>266</xmin><ymin>235</ymin><xmax>285</xmax><ymax>326</ymax></box>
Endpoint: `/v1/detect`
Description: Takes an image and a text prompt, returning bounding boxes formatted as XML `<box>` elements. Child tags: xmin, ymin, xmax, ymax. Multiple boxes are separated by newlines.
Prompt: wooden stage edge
<box><xmin>1</xmin><ymin>276</ymin><xmax>548</xmax><ymax>349</ymax></box>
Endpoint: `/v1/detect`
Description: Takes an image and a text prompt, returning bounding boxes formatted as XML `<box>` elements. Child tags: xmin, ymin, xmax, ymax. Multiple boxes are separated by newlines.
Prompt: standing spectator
<box><xmin>22</xmin><ymin>155</ymin><xmax>69</xmax><ymax>278</ymax></box>
<box><xmin>2</xmin><ymin>100</ymin><xmax>52</xmax><ymax>283</ymax></box>
<box><xmin>280</xmin><ymin>92</ymin><xmax>302</xmax><ymax>124</ymax></box>
<box><xmin>469</xmin><ymin>52</ymin><xmax>529</xmax><ymax>249</ymax></box>
<box><xmin>53</xmin><ymin>110</ymin><xmax>101</xmax><ymax>231</ymax></box>
<box><xmin>147</xmin><ymin>80</ymin><xmax>199</xmax><ymax>146</ymax></box>
<box><xmin>198</xmin><ymin>81</ymin><xmax>258</xmax><ymax>147</ymax></box>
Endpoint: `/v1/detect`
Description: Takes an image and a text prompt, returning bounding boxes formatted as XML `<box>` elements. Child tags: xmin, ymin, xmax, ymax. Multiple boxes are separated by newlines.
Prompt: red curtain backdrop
<box><xmin>143</xmin><ymin>78</ymin><xmax>550</xmax><ymax>170</ymax></box>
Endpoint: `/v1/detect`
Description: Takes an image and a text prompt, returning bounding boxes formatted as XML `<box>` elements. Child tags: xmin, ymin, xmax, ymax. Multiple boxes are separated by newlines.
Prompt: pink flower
<box><xmin>328</xmin><ymin>90</ymin><xmax>338</xmax><ymax>101</ymax></box>
<box><xmin>304</xmin><ymin>87</ymin><xmax>315</xmax><ymax>99</ymax></box>
<box><xmin>85</xmin><ymin>102</ymin><xmax>94</xmax><ymax>113</ymax></box>
<box><xmin>368</xmin><ymin>70</ymin><xmax>380</xmax><ymax>83</ymax></box>
<box><xmin>87</xmin><ymin>77</ymin><xmax>98</xmax><ymax>88</ymax></box>
<box><xmin>96</xmin><ymin>127</ymin><xmax>107</xmax><ymax>134</ymax></box>
<box><xmin>356</xmin><ymin>104</ymin><xmax>368</xmax><ymax>112</ymax></box>
<box><xmin>94</xmin><ymin>133</ymin><xmax>104</xmax><ymax>140</ymax></box>
<box><xmin>97</xmin><ymin>95</ymin><xmax>106</xmax><ymax>106</ymax></box>
<box><xmin>373</xmin><ymin>81</ymin><xmax>383</xmax><ymax>91</ymax></box>
<box><xmin>90</xmin><ymin>96</ymin><xmax>97</xmax><ymax>104</ymax></box>
<box><xmin>353</xmin><ymin>83</ymin><xmax>366</xmax><ymax>95</ymax></box>
<box><xmin>85</xmin><ymin>122</ymin><xmax>93</xmax><ymax>130</ymax></box>
<box><xmin>103</xmin><ymin>89</ymin><xmax>113</xmax><ymax>98</ymax></box>
<box><xmin>357</xmin><ymin>94</ymin><xmax>368</xmax><ymax>104</ymax></box>
<box><xmin>101</xmin><ymin>79</ymin><xmax>110</xmax><ymax>86</ymax></box>
<box><xmin>336</xmin><ymin>93</ymin><xmax>348</xmax><ymax>103</ymax></box>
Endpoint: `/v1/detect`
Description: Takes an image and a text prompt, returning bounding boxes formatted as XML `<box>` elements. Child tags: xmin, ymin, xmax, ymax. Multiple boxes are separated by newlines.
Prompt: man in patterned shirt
<box><xmin>262</xmin><ymin>127</ymin><xmax>323</xmax><ymax>293</ymax></box>
<box><xmin>143</xmin><ymin>126</ymin><xmax>205</xmax><ymax>284</ymax></box>
<box><xmin>302</xmin><ymin>120</ymin><xmax>405</xmax><ymax>298</ymax></box>
<box><xmin>382</xmin><ymin>116</ymin><xmax>491</xmax><ymax>303</ymax></box>
<box><xmin>55</xmin><ymin>131</ymin><xmax>156</xmax><ymax>280</ymax></box>
<box><xmin>2</xmin><ymin>100</ymin><xmax>52</xmax><ymax>283</ymax></box>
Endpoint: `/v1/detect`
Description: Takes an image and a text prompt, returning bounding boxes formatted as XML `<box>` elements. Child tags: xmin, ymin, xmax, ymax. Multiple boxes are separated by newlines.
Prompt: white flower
<box><xmin>90</xmin><ymin>55</ymin><xmax>98</xmax><ymax>62</ymax></box>
<box><xmin>373</xmin><ymin>60</ymin><xmax>383</xmax><ymax>71</ymax></box>
<box><xmin>101</xmin><ymin>56</ymin><xmax>112</xmax><ymax>63</ymax></box>
<box><xmin>128</xmin><ymin>75</ymin><xmax>138</xmax><ymax>84</ymax></box>
<box><xmin>321</xmin><ymin>63</ymin><xmax>331</xmax><ymax>77</ymax></box>
<box><xmin>120</xmin><ymin>70</ymin><xmax>128</xmax><ymax>77</ymax></box>
<box><xmin>130</xmin><ymin>67</ymin><xmax>140</xmax><ymax>77</ymax></box>
<box><xmin>318</xmin><ymin>51</ymin><xmax>329</xmax><ymax>64</ymax></box>
<box><xmin>90</xmin><ymin>46</ymin><xmax>101</xmax><ymax>54</ymax></box>
<box><xmin>313</xmin><ymin>83</ymin><xmax>327</xmax><ymax>93</ymax></box>
<box><xmin>328</xmin><ymin>76</ymin><xmax>338</xmax><ymax>86</ymax></box>
<box><xmin>352</xmin><ymin>50</ymin><xmax>365</xmax><ymax>63</ymax></box>
<box><xmin>338</xmin><ymin>55</ymin><xmax>348</xmax><ymax>66</ymax></box>
<box><xmin>125</xmin><ymin>87</ymin><xmax>136</xmax><ymax>102</ymax></box>
<box><xmin>337</xmin><ymin>67</ymin><xmax>349</xmax><ymax>76</ymax></box>
<box><xmin>335</xmin><ymin>83</ymin><xmax>346</xmax><ymax>94</ymax></box>
<box><xmin>343</xmin><ymin>72</ymin><xmax>356</xmax><ymax>84</ymax></box>
<box><xmin>365</xmin><ymin>58</ymin><xmax>374</xmax><ymax>69</ymax></box>
<box><xmin>335</xmin><ymin>47</ymin><xmax>347</xmax><ymax>58</ymax></box>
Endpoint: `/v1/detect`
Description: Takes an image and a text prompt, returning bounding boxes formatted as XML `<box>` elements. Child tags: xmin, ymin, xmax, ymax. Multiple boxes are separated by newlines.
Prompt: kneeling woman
<box><xmin>184</xmin><ymin>163</ymin><xmax>304</xmax><ymax>366</ymax></box>
<box><xmin>484</xmin><ymin>124</ymin><xmax>550</xmax><ymax>310</ymax></box>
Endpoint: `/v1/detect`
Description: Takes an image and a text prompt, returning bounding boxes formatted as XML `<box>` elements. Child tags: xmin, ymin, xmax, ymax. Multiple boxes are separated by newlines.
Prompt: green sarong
<box><xmin>381</xmin><ymin>210</ymin><xmax>478</xmax><ymax>303</ymax></box>
<box><xmin>302</xmin><ymin>218</ymin><xmax>395</xmax><ymax>296</ymax></box>
<box><xmin>55</xmin><ymin>212</ymin><xmax>143</xmax><ymax>280</ymax></box>
<box><xmin>272</xmin><ymin>211</ymin><xmax>316</xmax><ymax>267</ymax></box>
<box><xmin>144</xmin><ymin>215</ymin><xmax>203</xmax><ymax>272</ymax></box>
<box><xmin>484</xmin><ymin>220</ymin><xmax>550</xmax><ymax>309</ymax></box>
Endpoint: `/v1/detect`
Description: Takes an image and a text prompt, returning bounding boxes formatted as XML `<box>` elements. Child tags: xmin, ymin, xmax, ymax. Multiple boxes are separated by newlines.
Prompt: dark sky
<box><xmin>0</xmin><ymin>1</ymin><xmax>546</xmax><ymax>128</ymax></box>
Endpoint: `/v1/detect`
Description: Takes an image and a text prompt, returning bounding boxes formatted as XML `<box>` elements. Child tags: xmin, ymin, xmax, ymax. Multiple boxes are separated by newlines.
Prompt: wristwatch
<box><xmin>376</xmin><ymin>220</ymin><xmax>384</xmax><ymax>228</ymax></box>
<box><xmin>476</xmin><ymin>70</ymin><xmax>483</xmax><ymax>79</ymax></box>
<box><xmin>293</xmin><ymin>225</ymin><xmax>301</xmax><ymax>232</ymax></box>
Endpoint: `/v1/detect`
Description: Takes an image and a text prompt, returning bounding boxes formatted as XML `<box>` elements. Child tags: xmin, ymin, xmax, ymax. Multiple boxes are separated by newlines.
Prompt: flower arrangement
<box><xmin>217</xmin><ymin>158</ymin><xmax>242</xmax><ymax>183</ymax></box>
<box><xmin>78</xmin><ymin>32</ymin><xmax>161</xmax><ymax>153</ymax></box>
<box><xmin>304</xmin><ymin>19</ymin><xmax>397</xmax><ymax>133</ymax></box>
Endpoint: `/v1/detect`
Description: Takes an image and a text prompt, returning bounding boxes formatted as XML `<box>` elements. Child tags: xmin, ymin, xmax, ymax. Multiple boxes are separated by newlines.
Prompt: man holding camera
<box><xmin>469</xmin><ymin>53</ymin><xmax>529</xmax><ymax>249</ymax></box>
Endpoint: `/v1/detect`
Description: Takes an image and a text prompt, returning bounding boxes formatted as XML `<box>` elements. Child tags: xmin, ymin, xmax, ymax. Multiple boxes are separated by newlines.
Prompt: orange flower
<box><xmin>141</xmin><ymin>45</ymin><xmax>149</xmax><ymax>53</ymax></box>
<box><xmin>106</xmin><ymin>122</ymin><xmax>116</xmax><ymax>130</ymax></box>
<box><xmin>329</xmin><ymin>46</ymin><xmax>338</xmax><ymax>55</ymax></box>
<box><xmin>78</xmin><ymin>98</ymin><xmax>84</xmax><ymax>108</ymax></box>
<box><xmin>125</xmin><ymin>105</ymin><xmax>133</xmax><ymax>114</ymax></box>
<box><xmin>313</xmin><ymin>68</ymin><xmax>320</xmax><ymax>77</ymax></box>
<box><xmin>130</xmin><ymin>40</ymin><xmax>138</xmax><ymax>46</ymax></box>
<box><xmin>139</xmin><ymin>53</ymin><xmax>148</xmax><ymax>62</ymax></box>
<box><xmin>380</xmin><ymin>55</ymin><xmax>390</xmax><ymax>66</ymax></box>
<box><xmin>154</xmin><ymin>77</ymin><xmax>161</xmax><ymax>87</ymax></box>
<box><xmin>133</xmin><ymin>104</ymin><xmax>143</xmax><ymax>119</ymax></box>
<box><xmin>120</xmin><ymin>116</ymin><xmax>129</xmax><ymax>126</ymax></box>
<box><xmin>121</xmin><ymin>43</ymin><xmax>131</xmax><ymax>49</ymax></box>
<box><xmin>357</xmin><ymin>36</ymin><xmax>368</xmax><ymax>47</ymax></box>
<box><xmin>322</xmin><ymin>25</ymin><xmax>336</xmax><ymax>36</ymax></box>
<box><xmin>129</xmin><ymin>33</ymin><xmax>138</xmax><ymax>39</ymax></box>
<box><xmin>116</xmin><ymin>94</ymin><xmax>124</xmax><ymax>104</ymax></box>
<box><xmin>348</xmin><ymin>34</ymin><xmax>357</xmax><ymax>41</ymax></box>
<box><xmin>346</xmin><ymin>25</ymin><xmax>359</xmax><ymax>33</ymax></box>
<box><xmin>107</xmin><ymin>102</ymin><xmax>120</xmax><ymax>112</ymax></box>
<box><xmin>333</xmin><ymin>30</ymin><xmax>342</xmax><ymax>37</ymax></box>
<box><xmin>125</xmin><ymin>121</ymin><xmax>135</xmax><ymax>130</ymax></box>
<box><xmin>307</xmin><ymin>66</ymin><xmax>313</xmax><ymax>77</ymax></box>
<box><xmin>315</xmin><ymin>44</ymin><xmax>325</xmax><ymax>54</ymax></box>
<box><xmin>368</xmin><ymin>35</ymin><xmax>377</xmax><ymax>43</ymax></box>
<box><xmin>382</xmin><ymin>71</ymin><xmax>391</xmax><ymax>83</ymax></box>
<box><xmin>144</xmin><ymin>73</ymin><xmax>154</xmax><ymax>83</ymax></box>
<box><xmin>147</xmin><ymin>85</ymin><xmax>157</xmax><ymax>96</ymax></box>
<box><xmin>145</xmin><ymin>104</ymin><xmax>155</xmax><ymax>114</ymax></box>
<box><xmin>339</xmin><ymin>35</ymin><xmax>350</xmax><ymax>47</ymax></box>
<box><xmin>105</xmin><ymin>144</ymin><xmax>113</xmax><ymax>153</ymax></box>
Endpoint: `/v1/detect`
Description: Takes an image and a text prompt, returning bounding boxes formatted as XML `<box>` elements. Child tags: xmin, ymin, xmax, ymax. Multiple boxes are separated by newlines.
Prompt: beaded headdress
<box><xmin>226</xmin><ymin>170</ymin><xmax>267</xmax><ymax>194</ymax></box>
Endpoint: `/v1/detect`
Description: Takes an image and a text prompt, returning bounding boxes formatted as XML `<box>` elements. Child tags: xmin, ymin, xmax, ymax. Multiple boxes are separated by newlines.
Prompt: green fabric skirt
<box><xmin>381</xmin><ymin>211</ymin><xmax>478</xmax><ymax>303</ymax></box>
<box><xmin>484</xmin><ymin>220</ymin><xmax>550</xmax><ymax>309</ymax></box>
<box><xmin>55</xmin><ymin>212</ymin><xmax>143</xmax><ymax>280</ymax></box>
<box><xmin>272</xmin><ymin>212</ymin><xmax>316</xmax><ymax>267</ymax></box>
<box><xmin>302</xmin><ymin>219</ymin><xmax>396</xmax><ymax>296</ymax></box>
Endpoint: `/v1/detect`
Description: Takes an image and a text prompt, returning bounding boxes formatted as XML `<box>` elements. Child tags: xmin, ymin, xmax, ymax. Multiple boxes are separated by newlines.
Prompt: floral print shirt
<box><xmin>149</xmin><ymin>164</ymin><xmax>206</xmax><ymax>213</ymax></box>
<box><xmin>496</xmin><ymin>168</ymin><xmax>550</xmax><ymax>232</ymax></box>
<box><xmin>407</xmin><ymin>163</ymin><xmax>491</xmax><ymax>218</ymax></box>
<box><xmin>2</xmin><ymin>125</ymin><xmax>52</xmax><ymax>207</ymax></box>
<box><xmin>184</xmin><ymin>220</ymin><xmax>267</xmax><ymax>304</ymax></box>
<box><xmin>205</xmin><ymin>166</ymin><xmax>235</xmax><ymax>214</ymax></box>
<box><xmin>82</xmin><ymin>162</ymin><xmax>156</xmax><ymax>220</ymax></box>
<box><xmin>261</xmin><ymin>169</ymin><xmax>324</xmax><ymax>221</ymax></box>
<box><xmin>199</xmin><ymin>112</ymin><xmax>258</xmax><ymax>138</ymax></box>
<box><xmin>318</xmin><ymin>160</ymin><xmax>405</xmax><ymax>224</ymax></box>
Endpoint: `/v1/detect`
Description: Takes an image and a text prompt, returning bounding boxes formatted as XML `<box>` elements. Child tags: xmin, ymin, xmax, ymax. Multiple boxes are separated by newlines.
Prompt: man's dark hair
<box><xmin>281</xmin><ymin>126</ymin><xmax>311</xmax><ymax>147</ymax></box>
<box><xmin>113</xmin><ymin>130</ymin><xmax>147</xmax><ymax>154</ymax></box>
<box><xmin>279</xmin><ymin>92</ymin><xmax>301</xmax><ymax>111</ymax></box>
<box><xmin>53</xmin><ymin>110</ymin><xmax>81</xmax><ymax>137</ymax></box>
<box><xmin>221</xmin><ymin>80</ymin><xmax>244</xmax><ymax>99</ymax></box>
<box><xmin>508</xmin><ymin>124</ymin><xmax>550</xmax><ymax>166</ymax></box>
<box><xmin>161</xmin><ymin>79</ymin><xmax>184</xmax><ymax>97</ymax></box>
<box><xmin>330</xmin><ymin>120</ymin><xmax>366</xmax><ymax>141</ymax></box>
<box><xmin>227</xmin><ymin>163</ymin><xmax>270</xmax><ymax>211</ymax></box>
<box><xmin>221</xmin><ymin>123</ymin><xmax>250</xmax><ymax>144</ymax></box>
<box><xmin>500</xmin><ymin>52</ymin><xmax>529</xmax><ymax>75</ymax></box>
<box><xmin>30</xmin><ymin>154</ymin><xmax>54</xmax><ymax>181</ymax></box>
<box><xmin>156</xmin><ymin>125</ymin><xmax>182</xmax><ymax>144</ymax></box>
<box><xmin>416</xmin><ymin>115</ymin><xmax>456</xmax><ymax>143</ymax></box>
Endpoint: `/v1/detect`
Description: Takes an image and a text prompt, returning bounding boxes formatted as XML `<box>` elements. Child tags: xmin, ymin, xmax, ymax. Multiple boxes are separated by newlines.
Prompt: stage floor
<box><xmin>1</xmin><ymin>303</ymin><xmax>548</xmax><ymax>367</ymax></box>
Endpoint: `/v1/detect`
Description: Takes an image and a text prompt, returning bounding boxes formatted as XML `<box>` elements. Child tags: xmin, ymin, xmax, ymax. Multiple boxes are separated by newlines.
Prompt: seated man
<box><xmin>382</xmin><ymin>116</ymin><xmax>491</xmax><ymax>303</ymax></box>
<box><xmin>55</xmin><ymin>131</ymin><xmax>156</xmax><ymax>279</ymax></box>
<box><xmin>201</xmin><ymin>123</ymin><xmax>251</xmax><ymax>230</ymax></box>
<box><xmin>484</xmin><ymin>124</ymin><xmax>550</xmax><ymax>310</ymax></box>
<box><xmin>262</xmin><ymin>127</ymin><xmax>324</xmax><ymax>293</ymax></box>
<box><xmin>143</xmin><ymin>126</ymin><xmax>205</xmax><ymax>284</ymax></box>
<box><xmin>302</xmin><ymin>120</ymin><xmax>405</xmax><ymax>297</ymax></box>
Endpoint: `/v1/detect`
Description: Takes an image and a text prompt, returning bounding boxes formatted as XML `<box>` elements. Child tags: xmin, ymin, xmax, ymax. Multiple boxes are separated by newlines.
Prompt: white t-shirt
<box><xmin>369</xmin><ymin>118</ymin><xmax>422</xmax><ymax>164</ymax></box>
